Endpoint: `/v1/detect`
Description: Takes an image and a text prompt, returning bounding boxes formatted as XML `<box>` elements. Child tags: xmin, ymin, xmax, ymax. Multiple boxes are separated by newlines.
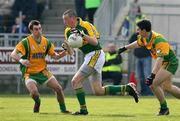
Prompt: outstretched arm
<box><xmin>118</xmin><ymin>41</ymin><xmax>140</xmax><ymax>54</ymax></box>
<box><xmin>125</xmin><ymin>41</ymin><xmax>139</xmax><ymax>49</ymax></box>
<box><xmin>51</xmin><ymin>50</ymin><xmax>68</xmax><ymax>60</ymax></box>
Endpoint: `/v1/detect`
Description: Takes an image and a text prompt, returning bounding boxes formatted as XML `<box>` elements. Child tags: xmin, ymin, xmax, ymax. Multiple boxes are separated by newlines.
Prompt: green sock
<box><xmin>75</xmin><ymin>88</ymin><xmax>87</xmax><ymax>111</ymax></box>
<box><xmin>160</xmin><ymin>100</ymin><xmax>168</xmax><ymax>109</ymax></box>
<box><xmin>32</xmin><ymin>96</ymin><xmax>40</xmax><ymax>104</ymax></box>
<box><xmin>59</xmin><ymin>103</ymin><xmax>66</xmax><ymax>112</ymax></box>
<box><xmin>105</xmin><ymin>85</ymin><xmax>128</xmax><ymax>95</ymax></box>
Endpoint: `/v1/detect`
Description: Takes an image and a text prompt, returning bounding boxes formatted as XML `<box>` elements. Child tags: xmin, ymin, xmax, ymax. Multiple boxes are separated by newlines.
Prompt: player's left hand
<box><xmin>145</xmin><ymin>73</ymin><xmax>155</xmax><ymax>86</ymax></box>
<box><xmin>118</xmin><ymin>46</ymin><xmax>127</xmax><ymax>54</ymax></box>
<box><xmin>19</xmin><ymin>59</ymin><xmax>31</xmax><ymax>67</ymax></box>
<box><xmin>71</xmin><ymin>28</ymin><xmax>85</xmax><ymax>37</ymax></box>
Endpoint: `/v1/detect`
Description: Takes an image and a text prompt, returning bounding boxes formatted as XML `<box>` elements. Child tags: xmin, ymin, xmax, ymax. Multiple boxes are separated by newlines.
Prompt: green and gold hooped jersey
<box><xmin>137</xmin><ymin>31</ymin><xmax>177</xmax><ymax>62</ymax></box>
<box><xmin>16</xmin><ymin>35</ymin><xmax>55</xmax><ymax>74</ymax></box>
<box><xmin>64</xmin><ymin>17</ymin><xmax>102</xmax><ymax>54</ymax></box>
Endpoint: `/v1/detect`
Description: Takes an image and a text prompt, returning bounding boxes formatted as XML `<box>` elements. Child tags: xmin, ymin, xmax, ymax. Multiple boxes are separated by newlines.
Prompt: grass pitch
<box><xmin>0</xmin><ymin>95</ymin><xmax>179</xmax><ymax>121</ymax></box>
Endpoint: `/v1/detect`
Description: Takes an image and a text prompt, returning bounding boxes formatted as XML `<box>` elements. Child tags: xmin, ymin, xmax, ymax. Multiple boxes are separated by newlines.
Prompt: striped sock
<box><xmin>75</xmin><ymin>88</ymin><xmax>87</xmax><ymax>111</ymax></box>
<box><xmin>105</xmin><ymin>85</ymin><xmax>128</xmax><ymax>95</ymax></box>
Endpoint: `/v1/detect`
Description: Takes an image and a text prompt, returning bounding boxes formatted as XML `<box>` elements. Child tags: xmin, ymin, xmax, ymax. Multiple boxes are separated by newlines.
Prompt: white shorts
<box><xmin>83</xmin><ymin>50</ymin><xmax>105</xmax><ymax>73</ymax></box>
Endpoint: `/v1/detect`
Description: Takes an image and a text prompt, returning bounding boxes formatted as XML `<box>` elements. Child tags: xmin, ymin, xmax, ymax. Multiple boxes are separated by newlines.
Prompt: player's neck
<box><xmin>74</xmin><ymin>18</ymin><xmax>79</xmax><ymax>28</ymax></box>
<box><xmin>32</xmin><ymin>34</ymin><xmax>41</xmax><ymax>44</ymax></box>
<box><xmin>147</xmin><ymin>31</ymin><xmax>152</xmax><ymax>40</ymax></box>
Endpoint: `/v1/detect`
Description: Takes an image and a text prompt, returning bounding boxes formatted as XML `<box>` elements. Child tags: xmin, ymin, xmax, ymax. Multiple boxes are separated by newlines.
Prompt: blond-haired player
<box><xmin>62</xmin><ymin>9</ymin><xmax>139</xmax><ymax>115</ymax></box>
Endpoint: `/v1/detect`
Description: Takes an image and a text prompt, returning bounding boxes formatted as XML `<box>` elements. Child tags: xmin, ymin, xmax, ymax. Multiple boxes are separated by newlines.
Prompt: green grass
<box><xmin>0</xmin><ymin>95</ymin><xmax>179</xmax><ymax>121</ymax></box>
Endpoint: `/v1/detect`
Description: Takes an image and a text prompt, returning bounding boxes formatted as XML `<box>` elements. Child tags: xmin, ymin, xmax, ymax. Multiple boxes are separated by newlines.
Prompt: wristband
<box><xmin>19</xmin><ymin>59</ymin><xmax>23</xmax><ymax>64</ymax></box>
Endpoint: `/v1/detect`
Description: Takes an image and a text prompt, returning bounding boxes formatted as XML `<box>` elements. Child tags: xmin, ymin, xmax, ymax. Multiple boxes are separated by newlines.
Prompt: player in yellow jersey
<box><xmin>118</xmin><ymin>19</ymin><xmax>180</xmax><ymax>115</ymax></box>
<box><xmin>62</xmin><ymin>9</ymin><xmax>139</xmax><ymax>115</ymax></box>
<box><xmin>10</xmin><ymin>20</ymin><xmax>70</xmax><ymax>113</ymax></box>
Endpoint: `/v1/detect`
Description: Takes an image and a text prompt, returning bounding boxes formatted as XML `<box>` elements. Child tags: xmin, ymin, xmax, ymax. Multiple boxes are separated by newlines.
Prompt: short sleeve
<box><xmin>136</xmin><ymin>35</ymin><xmax>145</xmax><ymax>47</ymax></box>
<box><xmin>64</xmin><ymin>28</ymin><xmax>71</xmax><ymax>41</ymax></box>
<box><xmin>15</xmin><ymin>41</ymin><xmax>26</xmax><ymax>56</ymax></box>
<box><xmin>155</xmin><ymin>42</ymin><xmax>169</xmax><ymax>57</ymax></box>
<box><xmin>48</xmin><ymin>43</ymin><xmax>55</xmax><ymax>56</ymax></box>
<box><xmin>84</xmin><ymin>22</ymin><xmax>100</xmax><ymax>39</ymax></box>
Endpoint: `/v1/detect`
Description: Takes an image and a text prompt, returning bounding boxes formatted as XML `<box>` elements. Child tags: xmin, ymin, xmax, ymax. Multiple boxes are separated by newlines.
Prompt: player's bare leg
<box><xmin>162</xmin><ymin>77</ymin><xmax>180</xmax><ymax>99</ymax></box>
<box><xmin>71</xmin><ymin>71</ymin><xmax>89</xmax><ymax>115</ymax></box>
<box><xmin>90</xmin><ymin>79</ymin><xmax>139</xmax><ymax>103</ymax></box>
<box><xmin>151</xmin><ymin>68</ymin><xmax>171</xmax><ymax>115</ymax></box>
<box><xmin>87</xmin><ymin>67</ymin><xmax>139</xmax><ymax>102</ymax></box>
<box><xmin>72</xmin><ymin>66</ymin><xmax>139</xmax><ymax>115</ymax></box>
<box><xmin>46</xmin><ymin>77</ymin><xmax>70</xmax><ymax>113</ymax></box>
<box><xmin>26</xmin><ymin>80</ymin><xmax>41</xmax><ymax>113</ymax></box>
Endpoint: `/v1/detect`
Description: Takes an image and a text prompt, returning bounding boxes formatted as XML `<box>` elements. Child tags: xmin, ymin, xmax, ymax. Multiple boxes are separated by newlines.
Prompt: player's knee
<box><xmin>71</xmin><ymin>80</ymin><xmax>81</xmax><ymax>89</ymax></box>
<box><xmin>93</xmin><ymin>89</ymin><xmax>104</xmax><ymax>96</ymax></box>
<box><xmin>162</xmin><ymin>84</ymin><xmax>172</xmax><ymax>92</ymax></box>
<box><xmin>31</xmin><ymin>90</ymin><xmax>39</xmax><ymax>97</ymax></box>
<box><xmin>152</xmin><ymin>81</ymin><xmax>159</xmax><ymax>88</ymax></box>
<box><xmin>54</xmin><ymin>85</ymin><xmax>63</xmax><ymax>93</ymax></box>
<box><xmin>94</xmin><ymin>91</ymin><xmax>104</xmax><ymax>96</ymax></box>
<box><xmin>71</xmin><ymin>80</ymin><xmax>76</xmax><ymax>89</ymax></box>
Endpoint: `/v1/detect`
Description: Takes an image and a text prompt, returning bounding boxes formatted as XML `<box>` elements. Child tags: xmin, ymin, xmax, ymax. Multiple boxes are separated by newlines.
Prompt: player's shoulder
<box><xmin>41</xmin><ymin>35</ymin><xmax>49</xmax><ymax>41</ymax></box>
<box><xmin>79</xmin><ymin>18</ymin><xmax>94</xmax><ymax>28</ymax></box>
<box><xmin>154</xmin><ymin>37</ymin><xmax>168</xmax><ymax>46</ymax></box>
<box><xmin>18</xmin><ymin>36</ymin><xmax>29</xmax><ymax>46</ymax></box>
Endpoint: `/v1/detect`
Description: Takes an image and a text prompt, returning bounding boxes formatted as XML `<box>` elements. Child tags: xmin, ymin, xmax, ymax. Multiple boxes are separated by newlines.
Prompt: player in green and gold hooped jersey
<box><xmin>118</xmin><ymin>19</ymin><xmax>180</xmax><ymax>116</ymax></box>
<box><xmin>62</xmin><ymin>9</ymin><xmax>139</xmax><ymax>115</ymax></box>
<box><xmin>10</xmin><ymin>20</ymin><xmax>70</xmax><ymax>113</ymax></box>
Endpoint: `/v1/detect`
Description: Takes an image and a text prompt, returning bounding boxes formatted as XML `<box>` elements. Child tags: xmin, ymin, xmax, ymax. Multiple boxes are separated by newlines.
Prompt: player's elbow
<box><xmin>10</xmin><ymin>49</ymin><xmax>20</xmax><ymax>62</ymax></box>
<box><xmin>92</xmin><ymin>38</ymin><xmax>98</xmax><ymax>45</ymax></box>
<box><xmin>87</xmin><ymin>37</ymin><xmax>98</xmax><ymax>46</ymax></box>
<box><xmin>10</xmin><ymin>51</ymin><xmax>16</xmax><ymax>60</ymax></box>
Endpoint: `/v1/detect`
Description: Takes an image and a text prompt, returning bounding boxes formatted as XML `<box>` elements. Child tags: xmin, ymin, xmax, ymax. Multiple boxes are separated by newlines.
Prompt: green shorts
<box><xmin>24</xmin><ymin>69</ymin><xmax>53</xmax><ymax>85</ymax></box>
<box><xmin>163</xmin><ymin>58</ymin><xmax>179</xmax><ymax>75</ymax></box>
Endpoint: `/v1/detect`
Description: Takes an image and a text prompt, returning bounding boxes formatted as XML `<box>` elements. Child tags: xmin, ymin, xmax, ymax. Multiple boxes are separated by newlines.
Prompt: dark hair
<box><xmin>28</xmin><ymin>20</ymin><xmax>41</xmax><ymax>31</ymax></box>
<box><xmin>63</xmin><ymin>9</ymin><xmax>77</xmax><ymax>17</ymax></box>
<box><xmin>137</xmin><ymin>19</ymin><xmax>151</xmax><ymax>32</ymax></box>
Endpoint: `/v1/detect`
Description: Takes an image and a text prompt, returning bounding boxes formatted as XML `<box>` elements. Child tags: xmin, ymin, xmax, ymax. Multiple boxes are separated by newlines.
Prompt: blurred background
<box><xmin>0</xmin><ymin>0</ymin><xmax>179</xmax><ymax>95</ymax></box>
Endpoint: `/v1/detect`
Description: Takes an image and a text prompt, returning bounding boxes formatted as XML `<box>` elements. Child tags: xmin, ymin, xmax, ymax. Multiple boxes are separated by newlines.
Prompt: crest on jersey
<box><xmin>156</xmin><ymin>49</ymin><xmax>164</xmax><ymax>57</ymax></box>
<box><xmin>43</xmin><ymin>46</ymin><xmax>46</xmax><ymax>50</ymax></box>
<box><xmin>157</xmin><ymin>49</ymin><xmax>161</xmax><ymax>54</ymax></box>
<box><xmin>31</xmin><ymin>45</ymin><xmax>35</xmax><ymax>50</ymax></box>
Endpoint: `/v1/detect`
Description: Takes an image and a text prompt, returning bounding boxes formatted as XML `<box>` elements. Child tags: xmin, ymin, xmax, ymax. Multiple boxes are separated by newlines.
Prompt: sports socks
<box><xmin>59</xmin><ymin>103</ymin><xmax>67</xmax><ymax>112</ymax></box>
<box><xmin>75</xmin><ymin>88</ymin><xmax>87</xmax><ymax>112</ymax></box>
<box><xmin>105</xmin><ymin>85</ymin><xmax>130</xmax><ymax>95</ymax></box>
<box><xmin>32</xmin><ymin>96</ymin><xmax>41</xmax><ymax>105</ymax></box>
<box><xmin>160</xmin><ymin>100</ymin><xmax>168</xmax><ymax>109</ymax></box>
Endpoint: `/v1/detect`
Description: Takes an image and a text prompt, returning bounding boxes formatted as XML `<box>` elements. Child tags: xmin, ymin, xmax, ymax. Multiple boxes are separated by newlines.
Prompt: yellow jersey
<box><xmin>137</xmin><ymin>31</ymin><xmax>175</xmax><ymax>60</ymax></box>
<box><xmin>64</xmin><ymin>17</ymin><xmax>101</xmax><ymax>54</ymax></box>
<box><xmin>16</xmin><ymin>35</ymin><xmax>55</xmax><ymax>74</ymax></box>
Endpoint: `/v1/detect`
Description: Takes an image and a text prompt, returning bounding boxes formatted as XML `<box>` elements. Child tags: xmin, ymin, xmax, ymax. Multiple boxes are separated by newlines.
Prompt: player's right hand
<box><xmin>118</xmin><ymin>46</ymin><xmax>127</xmax><ymax>54</ymax></box>
<box><xmin>145</xmin><ymin>73</ymin><xmax>155</xmax><ymax>86</ymax></box>
<box><xmin>61</xmin><ymin>42</ymin><xmax>67</xmax><ymax>50</ymax></box>
<box><xmin>61</xmin><ymin>41</ymin><xmax>73</xmax><ymax>55</ymax></box>
<box><xmin>19</xmin><ymin>59</ymin><xmax>31</xmax><ymax>67</ymax></box>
